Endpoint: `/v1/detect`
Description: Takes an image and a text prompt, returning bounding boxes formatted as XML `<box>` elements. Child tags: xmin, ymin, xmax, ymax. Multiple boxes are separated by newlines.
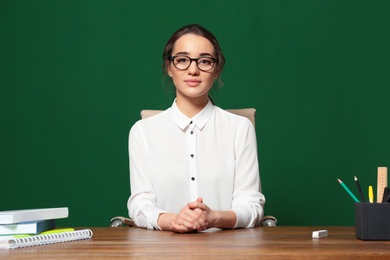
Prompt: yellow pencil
<box><xmin>368</xmin><ymin>186</ymin><xmax>374</xmax><ymax>203</ymax></box>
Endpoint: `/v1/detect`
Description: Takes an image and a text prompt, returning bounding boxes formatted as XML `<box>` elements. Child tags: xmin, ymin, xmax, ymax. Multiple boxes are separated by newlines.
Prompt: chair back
<box><xmin>140</xmin><ymin>108</ymin><xmax>256</xmax><ymax>126</ymax></box>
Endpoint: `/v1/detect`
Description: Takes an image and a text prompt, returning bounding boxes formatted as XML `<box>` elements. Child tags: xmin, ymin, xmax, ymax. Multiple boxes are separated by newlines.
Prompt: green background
<box><xmin>1</xmin><ymin>0</ymin><xmax>389</xmax><ymax>227</ymax></box>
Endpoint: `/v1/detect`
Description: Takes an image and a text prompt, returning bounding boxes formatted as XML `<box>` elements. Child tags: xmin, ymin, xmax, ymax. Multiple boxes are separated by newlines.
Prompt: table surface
<box><xmin>2</xmin><ymin>226</ymin><xmax>390</xmax><ymax>259</ymax></box>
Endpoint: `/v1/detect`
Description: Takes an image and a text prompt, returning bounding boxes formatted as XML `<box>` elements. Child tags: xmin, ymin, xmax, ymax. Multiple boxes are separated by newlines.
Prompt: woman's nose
<box><xmin>187</xmin><ymin>61</ymin><xmax>200</xmax><ymax>75</ymax></box>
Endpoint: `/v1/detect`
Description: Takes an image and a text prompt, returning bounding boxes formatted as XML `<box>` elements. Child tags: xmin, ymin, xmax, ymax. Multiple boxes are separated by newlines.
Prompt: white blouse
<box><xmin>127</xmin><ymin>100</ymin><xmax>265</xmax><ymax>230</ymax></box>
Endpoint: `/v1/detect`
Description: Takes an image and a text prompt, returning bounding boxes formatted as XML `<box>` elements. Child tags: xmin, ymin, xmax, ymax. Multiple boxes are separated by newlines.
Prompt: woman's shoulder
<box><xmin>140</xmin><ymin>108</ymin><xmax>171</xmax><ymax>123</ymax></box>
<box><xmin>213</xmin><ymin>106</ymin><xmax>253</xmax><ymax>127</ymax></box>
<box><xmin>130</xmin><ymin>108</ymin><xmax>171</xmax><ymax>131</ymax></box>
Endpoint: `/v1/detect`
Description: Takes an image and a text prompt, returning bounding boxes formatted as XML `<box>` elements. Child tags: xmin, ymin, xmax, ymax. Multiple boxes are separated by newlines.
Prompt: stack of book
<box><xmin>0</xmin><ymin>207</ymin><xmax>93</xmax><ymax>249</ymax></box>
<box><xmin>0</xmin><ymin>207</ymin><xmax>69</xmax><ymax>238</ymax></box>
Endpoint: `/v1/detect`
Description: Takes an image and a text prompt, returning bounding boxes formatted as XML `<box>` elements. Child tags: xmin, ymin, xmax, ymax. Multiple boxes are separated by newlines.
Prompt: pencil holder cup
<box><xmin>355</xmin><ymin>203</ymin><xmax>390</xmax><ymax>240</ymax></box>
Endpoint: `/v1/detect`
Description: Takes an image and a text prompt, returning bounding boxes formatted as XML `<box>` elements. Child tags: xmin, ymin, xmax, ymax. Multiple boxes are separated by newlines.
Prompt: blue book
<box><xmin>0</xmin><ymin>219</ymin><xmax>56</xmax><ymax>235</ymax></box>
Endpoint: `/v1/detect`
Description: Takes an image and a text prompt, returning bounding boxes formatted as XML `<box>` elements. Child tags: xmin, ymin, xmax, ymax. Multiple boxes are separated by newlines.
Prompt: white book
<box><xmin>0</xmin><ymin>208</ymin><xmax>68</xmax><ymax>224</ymax></box>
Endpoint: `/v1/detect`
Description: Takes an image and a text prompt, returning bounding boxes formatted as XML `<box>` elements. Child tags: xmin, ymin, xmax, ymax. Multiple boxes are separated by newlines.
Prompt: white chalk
<box><xmin>312</xmin><ymin>230</ymin><xmax>328</xmax><ymax>239</ymax></box>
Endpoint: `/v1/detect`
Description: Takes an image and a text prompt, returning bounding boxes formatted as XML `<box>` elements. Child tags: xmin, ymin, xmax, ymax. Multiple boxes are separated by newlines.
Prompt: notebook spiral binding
<box><xmin>8</xmin><ymin>229</ymin><xmax>93</xmax><ymax>249</ymax></box>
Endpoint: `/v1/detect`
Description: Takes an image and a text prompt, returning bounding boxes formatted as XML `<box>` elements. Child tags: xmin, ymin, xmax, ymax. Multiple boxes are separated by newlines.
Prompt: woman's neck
<box><xmin>175</xmin><ymin>95</ymin><xmax>209</xmax><ymax>118</ymax></box>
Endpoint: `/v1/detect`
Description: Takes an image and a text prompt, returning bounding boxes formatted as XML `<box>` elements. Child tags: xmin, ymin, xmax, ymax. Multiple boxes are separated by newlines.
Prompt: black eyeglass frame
<box><xmin>170</xmin><ymin>55</ymin><xmax>218</xmax><ymax>72</ymax></box>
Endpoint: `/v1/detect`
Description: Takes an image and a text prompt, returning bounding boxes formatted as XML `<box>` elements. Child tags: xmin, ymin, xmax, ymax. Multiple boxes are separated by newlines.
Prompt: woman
<box><xmin>127</xmin><ymin>24</ymin><xmax>265</xmax><ymax>233</ymax></box>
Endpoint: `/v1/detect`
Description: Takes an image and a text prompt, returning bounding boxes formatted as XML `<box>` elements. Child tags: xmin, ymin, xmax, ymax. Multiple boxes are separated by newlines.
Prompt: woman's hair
<box><xmin>162</xmin><ymin>24</ymin><xmax>225</xmax><ymax>87</ymax></box>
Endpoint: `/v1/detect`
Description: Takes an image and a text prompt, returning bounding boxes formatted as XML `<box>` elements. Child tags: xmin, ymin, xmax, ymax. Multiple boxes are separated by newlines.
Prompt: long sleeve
<box><xmin>231</xmin><ymin>118</ymin><xmax>265</xmax><ymax>228</ymax></box>
<box><xmin>127</xmin><ymin>122</ymin><xmax>165</xmax><ymax>230</ymax></box>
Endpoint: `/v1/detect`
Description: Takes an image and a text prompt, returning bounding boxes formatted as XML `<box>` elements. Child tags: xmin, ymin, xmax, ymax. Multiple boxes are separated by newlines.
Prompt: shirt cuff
<box><xmin>150</xmin><ymin>208</ymin><xmax>167</xmax><ymax>230</ymax></box>
<box><xmin>232</xmin><ymin>207</ymin><xmax>249</xmax><ymax>228</ymax></box>
<box><xmin>232</xmin><ymin>206</ymin><xmax>263</xmax><ymax>228</ymax></box>
<box><xmin>134</xmin><ymin>206</ymin><xmax>166</xmax><ymax>230</ymax></box>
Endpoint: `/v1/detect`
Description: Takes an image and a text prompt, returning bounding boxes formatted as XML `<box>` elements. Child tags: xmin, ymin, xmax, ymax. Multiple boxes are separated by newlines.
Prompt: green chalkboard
<box><xmin>1</xmin><ymin>0</ymin><xmax>389</xmax><ymax>227</ymax></box>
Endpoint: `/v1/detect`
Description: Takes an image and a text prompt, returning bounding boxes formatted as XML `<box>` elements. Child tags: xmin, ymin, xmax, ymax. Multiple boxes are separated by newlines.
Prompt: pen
<box><xmin>354</xmin><ymin>176</ymin><xmax>366</xmax><ymax>202</ymax></box>
<box><xmin>368</xmin><ymin>186</ymin><xmax>374</xmax><ymax>203</ymax></box>
<box><xmin>337</xmin><ymin>178</ymin><xmax>360</xmax><ymax>202</ymax></box>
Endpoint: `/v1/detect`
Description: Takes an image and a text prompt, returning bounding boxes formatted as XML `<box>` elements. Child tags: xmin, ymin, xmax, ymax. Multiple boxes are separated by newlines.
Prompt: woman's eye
<box><xmin>176</xmin><ymin>58</ymin><xmax>189</xmax><ymax>63</ymax></box>
<box><xmin>199</xmin><ymin>59</ymin><xmax>212</xmax><ymax>65</ymax></box>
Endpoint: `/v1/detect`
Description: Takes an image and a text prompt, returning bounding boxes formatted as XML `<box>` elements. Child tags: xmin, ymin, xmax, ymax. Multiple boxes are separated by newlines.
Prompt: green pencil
<box><xmin>337</xmin><ymin>178</ymin><xmax>360</xmax><ymax>202</ymax></box>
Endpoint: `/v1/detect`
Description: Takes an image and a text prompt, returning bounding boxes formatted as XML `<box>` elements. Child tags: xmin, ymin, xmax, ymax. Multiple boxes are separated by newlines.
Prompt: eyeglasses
<box><xmin>170</xmin><ymin>55</ymin><xmax>217</xmax><ymax>72</ymax></box>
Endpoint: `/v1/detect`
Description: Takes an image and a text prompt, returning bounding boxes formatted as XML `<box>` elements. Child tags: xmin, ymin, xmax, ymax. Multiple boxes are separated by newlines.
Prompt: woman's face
<box><xmin>168</xmin><ymin>34</ymin><xmax>217</xmax><ymax>102</ymax></box>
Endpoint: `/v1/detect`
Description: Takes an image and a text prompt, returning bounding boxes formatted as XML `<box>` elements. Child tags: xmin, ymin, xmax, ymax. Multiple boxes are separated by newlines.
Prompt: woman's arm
<box><xmin>128</xmin><ymin>122</ymin><xmax>166</xmax><ymax>230</ymax></box>
<box><xmin>231</xmin><ymin>119</ymin><xmax>265</xmax><ymax>228</ymax></box>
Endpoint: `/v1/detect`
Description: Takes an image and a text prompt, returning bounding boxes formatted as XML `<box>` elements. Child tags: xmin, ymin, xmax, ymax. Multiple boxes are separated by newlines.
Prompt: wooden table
<box><xmin>2</xmin><ymin>226</ymin><xmax>390</xmax><ymax>259</ymax></box>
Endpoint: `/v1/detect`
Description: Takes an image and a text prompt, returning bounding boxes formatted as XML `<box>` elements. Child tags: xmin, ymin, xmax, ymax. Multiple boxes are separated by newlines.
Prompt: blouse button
<box><xmin>190</xmin><ymin>131</ymin><xmax>193</xmax><ymax>134</ymax></box>
<box><xmin>190</xmin><ymin>121</ymin><xmax>193</xmax><ymax>124</ymax></box>
<box><xmin>191</xmin><ymin>177</ymin><xmax>195</xmax><ymax>181</ymax></box>
<box><xmin>190</xmin><ymin>154</ymin><xmax>194</xmax><ymax>158</ymax></box>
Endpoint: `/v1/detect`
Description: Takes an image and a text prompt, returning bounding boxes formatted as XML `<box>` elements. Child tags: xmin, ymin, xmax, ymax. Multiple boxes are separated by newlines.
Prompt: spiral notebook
<box><xmin>0</xmin><ymin>229</ymin><xmax>93</xmax><ymax>249</ymax></box>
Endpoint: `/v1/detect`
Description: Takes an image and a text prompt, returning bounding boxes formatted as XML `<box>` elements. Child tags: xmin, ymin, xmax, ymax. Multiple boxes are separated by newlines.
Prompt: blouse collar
<box><xmin>171</xmin><ymin>99</ymin><xmax>214</xmax><ymax>131</ymax></box>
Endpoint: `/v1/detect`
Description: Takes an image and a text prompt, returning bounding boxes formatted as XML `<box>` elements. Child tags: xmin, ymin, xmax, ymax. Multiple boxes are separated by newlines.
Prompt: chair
<box><xmin>110</xmin><ymin>108</ymin><xmax>277</xmax><ymax>227</ymax></box>
<box><xmin>140</xmin><ymin>108</ymin><xmax>257</xmax><ymax>127</ymax></box>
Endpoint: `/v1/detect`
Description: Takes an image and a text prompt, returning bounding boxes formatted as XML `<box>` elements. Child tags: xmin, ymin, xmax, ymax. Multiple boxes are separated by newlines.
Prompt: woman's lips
<box><xmin>184</xmin><ymin>80</ymin><xmax>202</xmax><ymax>87</ymax></box>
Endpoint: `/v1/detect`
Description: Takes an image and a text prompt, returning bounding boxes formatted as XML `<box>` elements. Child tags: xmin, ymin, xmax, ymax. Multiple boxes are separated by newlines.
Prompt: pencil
<box><xmin>368</xmin><ymin>185</ymin><xmax>374</xmax><ymax>203</ymax></box>
<box><xmin>354</xmin><ymin>176</ymin><xmax>366</xmax><ymax>202</ymax></box>
<box><xmin>337</xmin><ymin>178</ymin><xmax>360</xmax><ymax>202</ymax></box>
